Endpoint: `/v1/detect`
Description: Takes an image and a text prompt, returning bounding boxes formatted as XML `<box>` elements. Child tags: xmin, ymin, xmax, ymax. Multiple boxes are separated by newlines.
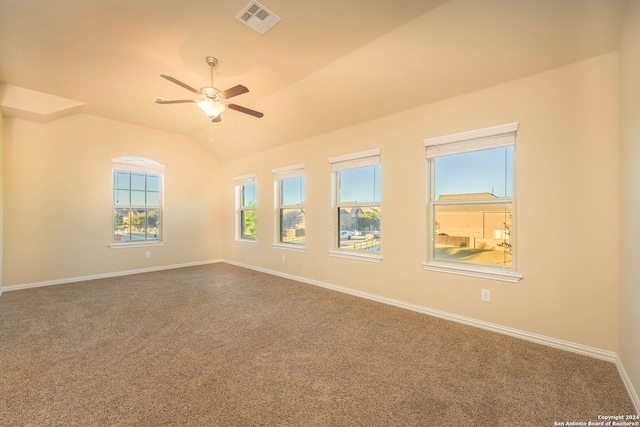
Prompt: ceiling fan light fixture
<box><xmin>159</xmin><ymin>56</ymin><xmax>263</xmax><ymax>120</ymax></box>
<box><xmin>197</xmin><ymin>99</ymin><xmax>226</xmax><ymax>118</ymax></box>
<box><xmin>201</xmin><ymin>87</ymin><xmax>218</xmax><ymax>96</ymax></box>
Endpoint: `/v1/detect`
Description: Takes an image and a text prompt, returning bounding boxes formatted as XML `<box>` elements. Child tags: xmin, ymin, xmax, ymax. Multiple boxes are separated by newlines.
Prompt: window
<box><xmin>112</xmin><ymin>157</ymin><xmax>164</xmax><ymax>246</ymax></box>
<box><xmin>273</xmin><ymin>164</ymin><xmax>305</xmax><ymax>250</ymax></box>
<box><xmin>424</xmin><ymin>123</ymin><xmax>521</xmax><ymax>282</ymax></box>
<box><xmin>329</xmin><ymin>149</ymin><xmax>381</xmax><ymax>262</ymax></box>
<box><xmin>235</xmin><ymin>174</ymin><xmax>257</xmax><ymax>241</ymax></box>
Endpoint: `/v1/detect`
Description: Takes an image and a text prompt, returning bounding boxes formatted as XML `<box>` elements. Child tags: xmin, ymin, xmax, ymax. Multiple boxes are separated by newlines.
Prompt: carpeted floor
<box><xmin>0</xmin><ymin>263</ymin><xmax>635</xmax><ymax>426</ymax></box>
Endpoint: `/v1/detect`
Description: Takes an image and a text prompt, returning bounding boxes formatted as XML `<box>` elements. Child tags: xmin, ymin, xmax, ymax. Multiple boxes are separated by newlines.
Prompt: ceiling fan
<box><xmin>155</xmin><ymin>56</ymin><xmax>263</xmax><ymax>122</ymax></box>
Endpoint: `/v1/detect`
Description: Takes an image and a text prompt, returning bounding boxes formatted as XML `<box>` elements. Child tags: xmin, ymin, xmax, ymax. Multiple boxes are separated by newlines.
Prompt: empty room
<box><xmin>1</xmin><ymin>0</ymin><xmax>639</xmax><ymax>425</ymax></box>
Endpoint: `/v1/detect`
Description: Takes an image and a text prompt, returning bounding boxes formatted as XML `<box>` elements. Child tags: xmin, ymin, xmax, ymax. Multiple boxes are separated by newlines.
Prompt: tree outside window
<box><xmin>236</xmin><ymin>176</ymin><xmax>257</xmax><ymax>241</ymax></box>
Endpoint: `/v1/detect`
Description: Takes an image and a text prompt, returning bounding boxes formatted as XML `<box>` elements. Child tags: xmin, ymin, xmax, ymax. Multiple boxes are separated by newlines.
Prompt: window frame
<box><xmin>423</xmin><ymin>123</ymin><xmax>522</xmax><ymax>283</ymax></box>
<box><xmin>110</xmin><ymin>156</ymin><xmax>165</xmax><ymax>249</ymax></box>
<box><xmin>235</xmin><ymin>173</ymin><xmax>258</xmax><ymax>244</ymax></box>
<box><xmin>273</xmin><ymin>164</ymin><xmax>306</xmax><ymax>252</ymax></box>
<box><xmin>328</xmin><ymin>149</ymin><xmax>382</xmax><ymax>263</ymax></box>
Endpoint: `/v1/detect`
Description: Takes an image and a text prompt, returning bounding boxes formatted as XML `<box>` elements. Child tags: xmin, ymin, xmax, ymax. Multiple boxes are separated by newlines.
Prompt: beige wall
<box><xmin>222</xmin><ymin>52</ymin><xmax>620</xmax><ymax>351</ymax></box>
<box><xmin>619</xmin><ymin>0</ymin><xmax>640</xmax><ymax>406</ymax></box>
<box><xmin>2</xmin><ymin>113</ymin><xmax>222</xmax><ymax>286</ymax></box>
<box><xmin>0</xmin><ymin>113</ymin><xmax>3</xmax><ymax>292</ymax></box>
<box><xmin>0</xmin><ymin>33</ymin><xmax>634</xmax><ymax>404</ymax></box>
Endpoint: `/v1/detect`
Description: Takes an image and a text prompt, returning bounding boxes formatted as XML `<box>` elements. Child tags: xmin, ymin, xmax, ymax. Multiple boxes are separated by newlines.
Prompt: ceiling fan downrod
<box><xmin>205</xmin><ymin>56</ymin><xmax>218</xmax><ymax>89</ymax></box>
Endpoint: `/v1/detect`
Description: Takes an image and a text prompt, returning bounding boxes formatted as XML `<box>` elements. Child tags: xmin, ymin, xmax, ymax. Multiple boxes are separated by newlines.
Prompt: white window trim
<box><xmin>423</xmin><ymin>123</ymin><xmax>521</xmax><ymax>283</ymax></box>
<box><xmin>234</xmin><ymin>173</ymin><xmax>257</xmax><ymax>243</ymax></box>
<box><xmin>272</xmin><ymin>243</ymin><xmax>305</xmax><ymax>252</ymax></box>
<box><xmin>111</xmin><ymin>157</ymin><xmax>165</xmax><ymax>248</ymax></box>
<box><xmin>421</xmin><ymin>261</ymin><xmax>521</xmax><ymax>283</ymax></box>
<box><xmin>329</xmin><ymin>149</ymin><xmax>382</xmax><ymax>262</ymax></box>
<box><xmin>424</xmin><ymin>122</ymin><xmax>518</xmax><ymax>150</ymax></box>
<box><xmin>328</xmin><ymin>250</ymin><xmax>382</xmax><ymax>263</ymax></box>
<box><xmin>272</xmin><ymin>163</ymin><xmax>304</xmax><ymax>179</ymax></box>
<box><xmin>329</xmin><ymin>149</ymin><xmax>380</xmax><ymax>171</ymax></box>
<box><xmin>112</xmin><ymin>156</ymin><xmax>166</xmax><ymax>174</ymax></box>
<box><xmin>273</xmin><ymin>164</ymin><xmax>306</xmax><ymax>251</ymax></box>
<box><xmin>110</xmin><ymin>241</ymin><xmax>166</xmax><ymax>249</ymax></box>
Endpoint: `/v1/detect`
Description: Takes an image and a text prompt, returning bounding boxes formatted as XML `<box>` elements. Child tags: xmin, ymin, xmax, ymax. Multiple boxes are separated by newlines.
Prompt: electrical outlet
<box><xmin>146</xmin><ymin>251</ymin><xmax>151</xmax><ymax>259</ymax></box>
<box><xmin>481</xmin><ymin>289</ymin><xmax>491</xmax><ymax>302</ymax></box>
<box><xmin>281</xmin><ymin>254</ymin><xmax>285</xmax><ymax>262</ymax></box>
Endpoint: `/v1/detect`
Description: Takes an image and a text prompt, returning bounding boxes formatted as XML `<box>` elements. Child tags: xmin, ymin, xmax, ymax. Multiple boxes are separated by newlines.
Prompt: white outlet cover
<box><xmin>481</xmin><ymin>289</ymin><xmax>491</xmax><ymax>302</ymax></box>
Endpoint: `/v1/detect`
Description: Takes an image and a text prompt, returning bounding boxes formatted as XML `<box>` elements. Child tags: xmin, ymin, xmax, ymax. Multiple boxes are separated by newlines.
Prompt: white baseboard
<box><xmin>225</xmin><ymin>259</ymin><xmax>640</xmax><ymax>412</ymax></box>
<box><xmin>224</xmin><ymin>259</ymin><xmax>617</xmax><ymax>362</ymax></box>
<box><xmin>616</xmin><ymin>354</ymin><xmax>640</xmax><ymax>414</ymax></box>
<box><xmin>1</xmin><ymin>259</ymin><xmax>223</xmax><ymax>292</ymax></box>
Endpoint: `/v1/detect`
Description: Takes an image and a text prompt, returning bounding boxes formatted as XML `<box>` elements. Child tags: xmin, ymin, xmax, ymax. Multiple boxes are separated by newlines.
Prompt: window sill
<box><xmin>272</xmin><ymin>243</ymin><xmax>305</xmax><ymax>252</ymax></box>
<box><xmin>422</xmin><ymin>261</ymin><xmax>521</xmax><ymax>283</ymax></box>
<box><xmin>235</xmin><ymin>239</ymin><xmax>257</xmax><ymax>246</ymax></box>
<box><xmin>329</xmin><ymin>250</ymin><xmax>382</xmax><ymax>263</ymax></box>
<box><xmin>110</xmin><ymin>241</ymin><xmax>166</xmax><ymax>249</ymax></box>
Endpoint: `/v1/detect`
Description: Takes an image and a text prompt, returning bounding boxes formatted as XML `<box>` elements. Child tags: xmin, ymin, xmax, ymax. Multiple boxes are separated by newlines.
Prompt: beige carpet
<box><xmin>0</xmin><ymin>263</ymin><xmax>635</xmax><ymax>426</ymax></box>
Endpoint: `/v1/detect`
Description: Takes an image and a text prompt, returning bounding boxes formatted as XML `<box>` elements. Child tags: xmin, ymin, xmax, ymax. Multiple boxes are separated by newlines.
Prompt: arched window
<box><xmin>111</xmin><ymin>157</ymin><xmax>165</xmax><ymax>246</ymax></box>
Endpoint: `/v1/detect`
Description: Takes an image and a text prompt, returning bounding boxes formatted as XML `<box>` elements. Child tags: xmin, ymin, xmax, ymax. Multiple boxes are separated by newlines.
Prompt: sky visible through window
<box><xmin>242</xmin><ymin>182</ymin><xmax>257</xmax><ymax>207</ymax></box>
<box><xmin>281</xmin><ymin>176</ymin><xmax>305</xmax><ymax>206</ymax></box>
<box><xmin>434</xmin><ymin>146</ymin><xmax>513</xmax><ymax>198</ymax></box>
<box><xmin>339</xmin><ymin>165</ymin><xmax>381</xmax><ymax>203</ymax></box>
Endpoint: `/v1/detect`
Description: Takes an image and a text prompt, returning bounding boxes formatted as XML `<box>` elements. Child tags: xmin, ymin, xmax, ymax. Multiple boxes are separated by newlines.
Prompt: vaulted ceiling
<box><xmin>0</xmin><ymin>0</ymin><xmax>630</xmax><ymax>160</ymax></box>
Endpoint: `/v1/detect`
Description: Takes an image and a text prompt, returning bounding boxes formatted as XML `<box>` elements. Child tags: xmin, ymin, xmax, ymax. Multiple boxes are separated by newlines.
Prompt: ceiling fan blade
<box><xmin>160</xmin><ymin>75</ymin><xmax>202</xmax><ymax>95</ymax></box>
<box><xmin>154</xmin><ymin>99</ymin><xmax>196</xmax><ymax>104</ymax></box>
<box><xmin>220</xmin><ymin>85</ymin><xmax>249</xmax><ymax>99</ymax></box>
<box><xmin>228</xmin><ymin>103</ymin><xmax>264</xmax><ymax>118</ymax></box>
<box><xmin>212</xmin><ymin>115</ymin><xmax>222</xmax><ymax>123</ymax></box>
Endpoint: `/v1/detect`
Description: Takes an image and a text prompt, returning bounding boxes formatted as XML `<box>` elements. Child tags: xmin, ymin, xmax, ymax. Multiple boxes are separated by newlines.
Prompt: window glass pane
<box><xmin>114</xmin><ymin>208</ymin><xmax>130</xmax><ymax>242</ymax></box>
<box><xmin>147</xmin><ymin>209</ymin><xmax>160</xmax><ymax>240</ymax></box>
<box><xmin>146</xmin><ymin>174</ymin><xmax>161</xmax><ymax>192</ymax></box>
<box><xmin>131</xmin><ymin>190</ymin><xmax>145</xmax><ymax>206</ymax></box>
<box><xmin>131</xmin><ymin>173</ymin><xmax>146</xmax><ymax>191</ymax></box>
<box><xmin>113</xmin><ymin>161</ymin><xmax>163</xmax><ymax>244</ymax></box>
<box><xmin>129</xmin><ymin>209</ymin><xmax>147</xmax><ymax>241</ymax></box>
<box><xmin>241</xmin><ymin>209</ymin><xmax>257</xmax><ymax>239</ymax></box>
<box><xmin>114</xmin><ymin>189</ymin><xmax>130</xmax><ymax>206</ymax></box>
<box><xmin>339</xmin><ymin>165</ymin><xmax>380</xmax><ymax>204</ymax></box>
<box><xmin>242</xmin><ymin>182</ymin><xmax>257</xmax><ymax>208</ymax></box>
<box><xmin>146</xmin><ymin>191</ymin><xmax>161</xmax><ymax>207</ymax></box>
<box><xmin>114</xmin><ymin>171</ymin><xmax>130</xmax><ymax>190</ymax></box>
<box><xmin>281</xmin><ymin>176</ymin><xmax>305</xmax><ymax>206</ymax></box>
<box><xmin>433</xmin><ymin>202</ymin><xmax>512</xmax><ymax>266</ymax></box>
<box><xmin>280</xmin><ymin>208</ymin><xmax>305</xmax><ymax>245</ymax></box>
<box><xmin>337</xmin><ymin>206</ymin><xmax>381</xmax><ymax>252</ymax></box>
<box><xmin>434</xmin><ymin>146</ymin><xmax>513</xmax><ymax>199</ymax></box>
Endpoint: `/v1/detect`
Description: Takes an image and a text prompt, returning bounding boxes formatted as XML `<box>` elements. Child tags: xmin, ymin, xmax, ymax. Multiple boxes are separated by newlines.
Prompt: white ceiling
<box><xmin>0</xmin><ymin>0</ymin><xmax>630</xmax><ymax>161</ymax></box>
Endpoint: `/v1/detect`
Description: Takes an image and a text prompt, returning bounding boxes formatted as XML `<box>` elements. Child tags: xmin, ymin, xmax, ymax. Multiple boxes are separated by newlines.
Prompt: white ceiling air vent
<box><xmin>236</xmin><ymin>1</ymin><xmax>281</xmax><ymax>34</ymax></box>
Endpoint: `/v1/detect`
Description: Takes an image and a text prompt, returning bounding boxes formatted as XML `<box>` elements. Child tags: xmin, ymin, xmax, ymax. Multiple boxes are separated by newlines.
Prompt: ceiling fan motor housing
<box><xmin>201</xmin><ymin>87</ymin><xmax>219</xmax><ymax>97</ymax></box>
